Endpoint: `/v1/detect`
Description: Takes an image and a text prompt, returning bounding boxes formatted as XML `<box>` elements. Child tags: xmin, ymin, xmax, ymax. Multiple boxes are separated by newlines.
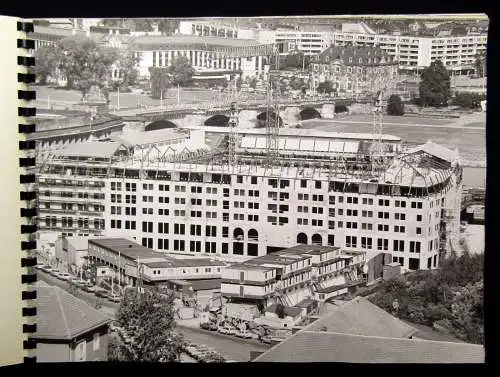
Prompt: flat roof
<box><xmin>89</xmin><ymin>238</ymin><xmax>165</xmax><ymax>260</ymax></box>
<box><xmin>52</xmin><ymin>141</ymin><xmax>122</xmax><ymax>159</ymax></box>
<box><xmin>185</xmin><ymin>125</ymin><xmax>402</xmax><ymax>142</ymax></box>
<box><xmin>131</xmin><ymin>35</ymin><xmax>266</xmax><ymax>48</ymax></box>
<box><xmin>114</xmin><ymin>128</ymin><xmax>187</xmax><ymax>148</ymax></box>
<box><xmin>90</xmin><ymin>238</ymin><xmax>224</xmax><ymax>268</ymax></box>
<box><xmin>283</xmin><ymin>244</ymin><xmax>340</xmax><ymax>255</ymax></box>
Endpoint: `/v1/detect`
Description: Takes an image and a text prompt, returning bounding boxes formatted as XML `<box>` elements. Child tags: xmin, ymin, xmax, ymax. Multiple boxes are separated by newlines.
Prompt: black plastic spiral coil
<box><xmin>18</xmin><ymin>20</ymin><xmax>37</xmax><ymax>364</ymax></box>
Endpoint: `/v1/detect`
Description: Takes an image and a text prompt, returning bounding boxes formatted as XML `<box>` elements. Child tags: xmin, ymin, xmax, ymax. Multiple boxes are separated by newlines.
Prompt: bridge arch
<box><xmin>204</xmin><ymin>114</ymin><xmax>229</xmax><ymax>127</ymax></box>
<box><xmin>145</xmin><ymin>120</ymin><xmax>178</xmax><ymax>131</ymax></box>
<box><xmin>256</xmin><ymin>111</ymin><xmax>283</xmax><ymax>128</ymax></box>
<box><xmin>299</xmin><ymin>107</ymin><xmax>322</xmax><ymax>120</ymax></box>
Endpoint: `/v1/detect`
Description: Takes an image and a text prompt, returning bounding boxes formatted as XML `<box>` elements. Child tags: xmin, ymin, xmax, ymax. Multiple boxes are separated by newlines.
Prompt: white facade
<box><xmin>178</xmin><ymin>20</ymin><xmax>487</xmax><ymax>72</ymax></box>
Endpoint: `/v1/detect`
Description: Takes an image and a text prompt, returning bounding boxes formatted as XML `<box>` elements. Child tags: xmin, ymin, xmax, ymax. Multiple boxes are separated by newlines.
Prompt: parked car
<box><xmin>83</xmin><ymin>284</ymin><xmax>96</xmax><ymax>293</ymax></box>
<box><xmin>49</xmin><ymin>269</ymin><xmax>60</xmax><ymax>277</ymax></box>
<box><xmin>108</xmin><ymin>293</ymin><xmax>122</xmax><ymax>303</ymax></box>
<box><xmin>40</xmin><ymin>266</ymin><xmax>52</xmax><ymax>273</ymax></box>
<box><xmin>59</xmin><ymin>272</ymin><xmax>71</xmax><ymax>281</ymax></box>
<box><xmin>95</xmin><ymin>289</ymin><xmax>107</xmax><ymax>298</ymax></box>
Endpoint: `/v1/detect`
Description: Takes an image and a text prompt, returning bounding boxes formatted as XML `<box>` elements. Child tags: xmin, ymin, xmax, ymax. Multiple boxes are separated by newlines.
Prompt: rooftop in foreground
<box><xmin>253</xmin><ymin>330</ymin><xmax>485</xmax><ymax>363</ymax></box>
<box><xmin>34</xmin><ymin>286</ymin><xmax>111</xmax><ymax>341</ymax></box>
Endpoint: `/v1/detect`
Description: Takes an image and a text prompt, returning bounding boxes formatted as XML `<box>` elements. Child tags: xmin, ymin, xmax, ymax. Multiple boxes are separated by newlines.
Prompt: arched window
<box><xmin>233</xmin><ymin>228</ymin><xmax>244</xmax><ymax>240</ymax></box>
<box><xmin>248</xmin><ymin>229</ymin><xmax>258</xmax><ymax>241</ymax></box>
<box><xmin>312</xmin><ymin>234</ymin><xmax>323</xmax><ymax>246</ymax></box>
<box><xmin>297</xmin><ymin>233</ymin><xmax>308</xmax><ymax>244</ymax></box>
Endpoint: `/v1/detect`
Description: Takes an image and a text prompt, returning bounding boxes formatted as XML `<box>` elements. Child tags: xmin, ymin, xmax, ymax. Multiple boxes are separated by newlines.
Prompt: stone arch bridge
<box><xmin>121</xmin><ymin>98</ymin><xmax>353</xmax><ymax>131</ymax></box>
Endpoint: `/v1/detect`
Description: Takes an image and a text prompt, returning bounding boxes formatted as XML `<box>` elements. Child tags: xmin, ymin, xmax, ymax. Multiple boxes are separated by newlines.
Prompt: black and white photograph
<box><xmin>28</xmin><ymin>14</ymin><xmax>486</xmax><ymax>363</ymax></box>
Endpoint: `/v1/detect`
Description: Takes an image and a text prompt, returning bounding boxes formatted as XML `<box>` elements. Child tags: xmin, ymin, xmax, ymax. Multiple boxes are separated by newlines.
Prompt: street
<box><xmin>177</xmin><ymin>326</ymin><xmax>270</xmax><ymax>362</ymax></box>
<box><xmin>37</xmin><ymin>269</ymin><xmax>119</xmax><ymax>317</ymax></box>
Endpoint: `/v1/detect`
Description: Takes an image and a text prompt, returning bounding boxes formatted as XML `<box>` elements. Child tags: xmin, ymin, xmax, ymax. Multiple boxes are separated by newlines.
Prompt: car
<box><xmin>35</xmin><ymin>263</ymin><xmax>45</xmax><ymax>270</ymax></box>
<box><xmin>49</xmin><ymin>268</ymin><xmax>60</xmax><ymax>276</ymax></box>
<box><xmin>40</xmin><ymin>266</ymin><xmax>52</xmax><ymax>273</ymax></box>
<box><xmin>59</xmin><ymin>272</ymin><xmax>71</xmax><ymax>281</ymax></box>
<box><xmin>83</xmin><ymin>284</ymin><xmax>96</xmax><ymax>293</ymax></box>
<box><xmin>95</xmin><ymin>290</ymin><xmax>108</xmax><ymax>298</ymax></box>
<box><xmin>108</xmin><ymin>293</ymin><xmax>122</xmax><ymax>303</ymax></box>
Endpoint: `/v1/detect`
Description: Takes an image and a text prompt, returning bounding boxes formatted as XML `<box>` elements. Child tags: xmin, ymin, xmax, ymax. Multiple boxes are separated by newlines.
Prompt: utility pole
<box><xmin>117</xmin><ymin>86</ymin><xmax>120</xmax><ymax>110</ymax></box>
<box><xmin>177</xmin><ymin>84</ymin><xmax>180</xmax><ymax>106</ymax></box>
<box><xmin>160</xmin><ymin>89</ymin><xmax>163</xmax><ymax>108</ymax></box>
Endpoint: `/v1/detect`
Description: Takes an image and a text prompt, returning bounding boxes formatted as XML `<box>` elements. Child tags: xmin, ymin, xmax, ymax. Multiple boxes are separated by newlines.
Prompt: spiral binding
<box><xmin>18</xmin><ymin>20</ymin><xmax>37</xmax><ymax>364</ymax></box>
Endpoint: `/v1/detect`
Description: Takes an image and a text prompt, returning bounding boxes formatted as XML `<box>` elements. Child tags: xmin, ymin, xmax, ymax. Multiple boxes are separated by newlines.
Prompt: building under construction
<box><xmin>37</xmin><ymin>105</ymin><xmax>463</xmax><ymax>273</ymax></box>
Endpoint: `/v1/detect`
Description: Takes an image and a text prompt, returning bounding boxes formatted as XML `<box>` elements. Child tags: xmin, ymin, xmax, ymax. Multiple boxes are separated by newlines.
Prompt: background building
<box><xmin>311</xmin><ymin>45</ymin><xmax>399</xmax><ymax>97</ymax></box>
<box><xmin>178</xmin><ymin>20</ymin><xmax>487</xmax><ymax>75</ymax></box>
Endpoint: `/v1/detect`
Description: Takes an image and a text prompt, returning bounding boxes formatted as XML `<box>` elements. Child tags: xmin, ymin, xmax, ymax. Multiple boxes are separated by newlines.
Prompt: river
<box><xmin>462</xmin><ymin>166</ymin><xmax>486</xmax><ymax>188</ymax></box>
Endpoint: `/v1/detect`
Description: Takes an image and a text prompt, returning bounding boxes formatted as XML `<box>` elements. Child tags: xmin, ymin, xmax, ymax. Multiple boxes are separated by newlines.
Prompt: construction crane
<box><xmin>264</xmin><ymin>79</ymin><xmax>281</xmax><ymax>168</ymax></box>
<box><xmin>227</xmin><ymin>101</ymin><xmax>239</xmax><ymax>168</ymax></box>
<box><xmin>371</xmin><ymin>90</ymin><xmax>385</xmax><ymax>175</ymax></box>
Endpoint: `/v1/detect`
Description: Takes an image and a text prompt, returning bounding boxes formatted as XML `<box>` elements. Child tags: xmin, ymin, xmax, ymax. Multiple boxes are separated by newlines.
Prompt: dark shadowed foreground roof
<box><xmin>34</xmin><ymin>286</ymin><xmax>111</xmax><ymax>341</ymax></box>
<box><xmin>306</xmin><ymin>296</ymin><xmax>417</xmax><ymax>338</ymax></box>
<box><xmin>253</xmin><ymin>331</ymin><xmax>485</xmax><ymax>363</ymax></box>
<box><xmin>253</xmin><ymin>296</ymin><xmax>484</xmax><ymax>363</ymax></box>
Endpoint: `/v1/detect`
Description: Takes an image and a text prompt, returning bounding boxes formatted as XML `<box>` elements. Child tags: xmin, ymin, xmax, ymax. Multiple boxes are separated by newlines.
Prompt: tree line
<box><xmin>367</xmin><ymin>250</ymin><xmax>484</xmax><ymax>345</ymax></box>
<box><xmin>35</xmin><ymin>36</ymin><xmax>138</xmax><ymax>101</ymax></box>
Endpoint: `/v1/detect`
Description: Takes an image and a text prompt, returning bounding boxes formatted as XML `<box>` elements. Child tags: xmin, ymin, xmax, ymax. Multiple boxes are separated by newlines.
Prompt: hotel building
<box><xmin>37</xmin><ymin>122</ymin><xmax>463</xmax><ymax>273</ymax></box>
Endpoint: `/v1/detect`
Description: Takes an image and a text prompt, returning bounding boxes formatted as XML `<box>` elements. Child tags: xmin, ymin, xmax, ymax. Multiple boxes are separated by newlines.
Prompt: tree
<box><xmin>450</xmin><ymin>280</ymin><xmax>484</xmax><ymax>344</ymax></box>
<box><xmin>317</xmin><ymin>80</ymin><xmax>334</xmax><ymax>94</ymax></box>
<box><xmin>276</xmin><ymin>303</ymin><xmax>285</xmax><ymax>319</ymax></box>
<box><xmin>451</xmin><ymin>25</ymin><xmax>468</xmax><ymax>36</ymax></box>
<box><xmin>452</xmin><ymin>92</ymin><xmax>474</xmax><ymax>109</ymax></box>
<box><xmin>248</xmin><ymin>77</ymin><xmax>258</xmax><ymax>89</ymax></box>
<box><xmin>280</xmin><ymin>51</ymin><xmax>310</xmax><ymax>70</ymax></box>
<box><xmin>34</xmin><ymin>44</ymin><xmax>59</xmax><ymax>85</ymax></box>
<box><xmin>167</xmin><ymin>56</ymin><xmax>195</xmax><ymax>87</ymax></box>
<box><xmin>112</xmin><ymin>50</ymin><xmax>140</xmax><ymax>89</ymax></box>
<box><xmin>52</xmin><ymin>36</ymin><xmax>123</xmax><ymax>101</ymax></box>
<box><xmin>419</xmin><ymin>60</ymin><xmax>451</xmax><ymax>107</ymax></box>
<box><xmin>236</xmin><ymin>77</ymin><xmax>243</xmax><ymax>92</ymax></box>
<box><xmin>112</xmin><ymin>288</ymin><xmax>184</xmax><ymax>362</ymax></box>
<box><xmin>149</xmin><ymin>67</ymin><xmax>170</xmax><ymax>99</ymax></box>
<box><xmin>475</xmin><ymin>53</ymin><xmax>486</xmax><ymax>78</ymax></box>
<box><xmin>386</xmin><ymin>94</ymin><xmax>405</xmax><ymax>115</ymax></box>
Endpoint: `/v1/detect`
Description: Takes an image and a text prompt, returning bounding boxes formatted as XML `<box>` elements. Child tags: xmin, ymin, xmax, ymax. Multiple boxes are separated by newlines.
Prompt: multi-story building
<box><xmin>87</xmin><ymin>238</ymin><xmax>225</xmax><ymax>293</ymax></box>
<box><xmin>310</xmin><ymin>46</ymin><xmax>399</xmax><ymax>97</ymax></box>
<box><xmin>221</xmin><ymin>244</ymin><xmax>366</xmax><ymax>312</ymax></box>
<box><xmin>37</xmin><ymin>123</ymin><xmax>463</xmax><ymax>273</ymax></box>
<box><xmin>31</xmin><ymin>25</ymin><xmax>275</xmax><ymax>82</ymax></box>
<box><xmin>178</xmin><ymin>20</ymin><xmax>488</xmax><ymax>75</ymax></box>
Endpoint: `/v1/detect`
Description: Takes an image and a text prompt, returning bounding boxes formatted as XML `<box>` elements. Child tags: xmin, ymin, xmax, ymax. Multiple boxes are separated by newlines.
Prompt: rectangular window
<box><xmin>93</xmin><ymin>333</ymin><xmax>100</xmax><ymax>351</ymax></box>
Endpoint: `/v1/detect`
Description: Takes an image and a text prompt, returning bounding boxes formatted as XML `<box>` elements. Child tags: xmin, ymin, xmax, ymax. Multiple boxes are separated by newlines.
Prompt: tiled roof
<box><xmin>34</xmin><ymin>286</ymin><xmax>111</xmax><ymax>341</ymax></box>
<box><xmin>316</xmin><ymin>45</ymin><xmax>396</xmax><ymax>66</ymax></box>
<box><xmin>253</xmin><ymin>331</ymin><xmax>485</xmax><ymax>363</ymax></box>
<box><xmin>306</xmin><ymin>297</ymin><xmax>417</xmax><ymax>338</ymax></box>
